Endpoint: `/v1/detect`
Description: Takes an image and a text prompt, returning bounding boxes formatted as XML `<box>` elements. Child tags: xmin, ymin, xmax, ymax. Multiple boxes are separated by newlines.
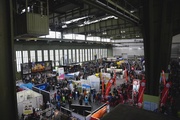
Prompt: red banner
<box><xmin>105</xmin><ymin>73</ymin><xmax>116</xmax><ymax>98</ymax></box>
<box><xmin>125</xmin><ymin>69</ymin><xmax>128</xmax><ymax>82</ymax></box>
<box><xmin>138</xmin><ymin>79</ymin><xmax>146</xmax><ymax>108</ymax></box>
<box><xmin>160</xmin><ymin>82</ymin><xmax>172</xmax><ymax>106</ymax></box>
<box><xmin>162</xmin><ymin>70</ymin><xmax>166</xmax><ymax>86</ymax></box>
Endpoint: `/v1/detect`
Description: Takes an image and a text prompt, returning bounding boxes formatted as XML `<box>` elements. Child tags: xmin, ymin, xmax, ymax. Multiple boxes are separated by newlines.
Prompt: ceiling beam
<box><xmin>81</xmin><ymin>0</ymin><xmax>140</xmax><ymax>24</ymax></box>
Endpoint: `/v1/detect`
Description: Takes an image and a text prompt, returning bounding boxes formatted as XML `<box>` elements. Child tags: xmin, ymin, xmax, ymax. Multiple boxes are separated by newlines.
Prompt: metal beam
<box><xmin>63</xmin><ymin>18</ymin><xmax>128</xmax><ymax>33</ymax></box>
<box><xmin>81</xmin><ymin>0</ymin><xmax>140</xmax><ymax>24</ymax></box>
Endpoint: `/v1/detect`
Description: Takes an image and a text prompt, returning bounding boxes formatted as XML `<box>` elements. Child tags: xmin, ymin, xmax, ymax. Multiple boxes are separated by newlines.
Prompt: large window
<box><xmin>103</xmin><ymin>49</ymin><xmax>107</xmax><ymax>57</ymax></box>
<box><xmin>37</xmin><ymin>50</ymin><xmax>42</xmax><ymax>62</ymax></box>
<box><xmin>82</xmin><ymin>49</ymin><xmax>84</xmax><ymax>62</ymax></box>
<box><xmin>88</xmin><ymin>49</ymin><xmax>91</xmax><ymax>61</ymax></box>
<box><xmin>93</xmin><ymin>49</ymin><xmax>96</xmax><ymax>60</ymax></box>
<box><xmin>68</xmin><ymin>49</ymin><xmax>72</xmax><ymax>63</ymax></box>
<box><xmin>16</xmin><ymin>51</ymin><xmax>22</xmax><ymax>72</ymax></box>
<box><xmin>50</xmin><ymin>50</ymin><xmax>54</xmax><ymax>66</ymax></box>
<box><xmin>72</xmin><ymin>49</ymin><xmax>76</xmax><ymax>63</ymax></box>
<box><xmin>59</xmin><ymin>50</ymin><xmax>63</xmax><ymax>65</ymax></box>
<box><xmin>76</xmin><ymin>49</ymin><xmax>79</xmax><ymax>62</ymax></box>
<box><xmin>64</xmin><ymin>49</ymin><xmax>67</xmax><ymax>65</ymax></box>
<box><xmin>91</xmin><ymin>49</ymin><xmax>93</xmax><ymax>60</ymax></box>
<box><xmin>85</xmin><ymin>49</ymin><xmax>87</xmax><ymax>61</ymax></box>
<box><xmin>99</xmin><ymin>49</ymin><xmax>102</xmax><ymax>58</ymax></box>
<box><xmin>96</xmin><ymin>49</ymin><xmax>99</xmax><ymax>59</ymax></box>
<box><xmin>30</xmin><ymin>50</ymin><xmax>36</xmax><ymax>62</ymax></box>
<box><xmin>55</xmin><ymin>50</ymin><xmax>59</xmax><ymax>66</ymax></box>
<box><xmin>100</xmin><ymin>49</ymin><xmax>103</xmax><ymax>58</ymax></box>
<box><xmin>44</xmin><ymin>50</ymin><xmax>48</xmax><ymax>61</ymax></box>
<box><xmin>79</xmin><ymin>49</ymin><xmax>82</xmax><ymax>62</ymax></box>
<box><xmin>105</xmin><ymin>49</ymin><xmax>107</xmax><ymax>57</ymax></box>
<box><xmin>22</xmin><ymin>51</ymin><xmax>28</xmax><ymax>63</ymax></box>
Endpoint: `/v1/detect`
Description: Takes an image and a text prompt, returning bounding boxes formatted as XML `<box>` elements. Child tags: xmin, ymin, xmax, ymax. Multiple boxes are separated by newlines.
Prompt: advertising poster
<box><xmin>23</xmin><ymin>101</ymin><xmax>33</xmax><ymax>115</ymax></box>
<box><xmin>58</xmin><ymin>67</ymin><xmax>65</xmax><ymax>80</ymax></box>
<box><xmin>45</xmin><ymin>61</ymin><xmax>52</xmax><ymax>71</ymax></box>
<box><xmin>31</xmin><ymin>62</ymin><xmax>45</xmax><ymax>72</ymax></box>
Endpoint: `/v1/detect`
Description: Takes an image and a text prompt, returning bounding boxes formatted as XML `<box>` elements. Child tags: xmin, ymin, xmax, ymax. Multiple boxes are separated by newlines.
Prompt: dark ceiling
<box><xmin>15</xmin><ymin>0</ymin><xmax>180</xmax><ymax>41</ymax></box>
<box><xmin>48</xmin><ymin>0</ymin><xmax>142</xmax><ymax>40</ymax></box>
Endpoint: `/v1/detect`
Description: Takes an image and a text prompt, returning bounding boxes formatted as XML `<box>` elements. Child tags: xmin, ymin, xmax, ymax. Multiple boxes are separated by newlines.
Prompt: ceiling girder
<box><xmin>81</xmin><ymin>0</ymin><xmax>140</xmax><ymax>24</ymax></box>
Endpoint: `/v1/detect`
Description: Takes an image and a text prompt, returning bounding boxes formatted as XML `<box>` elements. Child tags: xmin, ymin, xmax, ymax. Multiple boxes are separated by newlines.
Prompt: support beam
<box><xmin>82</xmin><ymin>0</ymin><xmax>140</xmax><ymax>24</ymax></box>
<box><xmin>0</xmin><ymin>0</ymin><xmax>18</xmax><ymax>120</ymax></box>
<box><xmin>142</xmin><ymin>0</ymin><xmax>173</xmax><ymax>95</ymax></box>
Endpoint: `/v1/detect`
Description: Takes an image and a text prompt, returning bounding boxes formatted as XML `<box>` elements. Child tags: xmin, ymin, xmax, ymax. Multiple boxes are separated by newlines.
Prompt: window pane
<box><xmin>16</xmin><ymin>51</ymin><xmax>22</xmax><ymax>72</ymax></box>
<box><xmin>99</xmin><ymin>49</ymin><xmax>101</xmax><ymax>58</ymax></box>
<box><xmin>22</xmin><ymin>51</ymin><xmax>28</xmax><ymax>63</ymax></box>
<box><xmin>105</xmin><ymin>49</ymin><xmax>107</xmax><ymax>57</ymax></box>
<box><xmin>85</xmin><ymin>49</ymin><xmax>87</xmax><ymax>61</ymax></box>
<box><xmin>59</xmin><ymin>50</ymin><xmax>63</xmax><ymax>65</ymax></box>
<box><xmin>37</xmin><ymin>50</ymin><xmax>42</xmax><ymax>62</ymax></box>
<box><xmin>30</xmin><ymin>50</ymin><xmax>35</xmax><ymax>62</ymax></box>
<box><xmin>76</xmin><ymin>49</ymin><xmax>79</xmax><ymax>62</ymax></box>
<box><xmin>91</xmin><ymin>49</ymin><xmax>93</xmax><ymax>60</ymax></box>
<box><xmin>96</xmin><ymin>49</ymin><xmax>99</xmax><ymax>59</ymax></box>
<box><xmin>72</xmin><ymin>49</ymin><xmax>76</xmax><ymax>63</ymax></box>
<box><xmin>50</xmin><ymin>50</ymin><xmax>54</xmax><ymax>66</ymax></box>
<box><xmin>44</xmin><ymin>50</ymin><xmax>48</xmax><ymax>61</ymax></box>
<box><xmin>93</xmin><ymin>49</ymin><xmax>96</xmax><ymax>60</ymax></box>
<box><xmin>100</xmin><ymin>49</ymin><xmax>103</xmax><ymax>58</ymax></box>
<box><xmin>82</xmin><ymin>49</ymin><xmax>84</xmax><ymax>62</ymax></box>
<box><xmin>68</xmin><ymin>49</ymin><xmax>72</xmax><ymax>64</ymax></box>
<box><xmin>64</xmin><ymin>49</ymin><xmax>67</xmax><ymax>65</ymax></box>
<box><xmin>55</xmin><ymin>50</ymin><xmax>59</xmax><ymax>66</ymax></box>
<box><xmin>88</xmin><ymin>49</ymin><xmax>91</xmax><ymax>61</ymax></box>
<box><xmin>80</xmin><ymin>49</ymin><xmax>82</xmax><ymax>62</ymax></box>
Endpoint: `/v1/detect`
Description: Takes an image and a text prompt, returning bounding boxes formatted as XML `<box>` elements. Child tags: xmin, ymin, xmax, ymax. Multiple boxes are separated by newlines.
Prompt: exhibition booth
<box><xmin>17</xmin><ymin>90</ymin><xmax>43</xmax><ymax>117</ymax></box>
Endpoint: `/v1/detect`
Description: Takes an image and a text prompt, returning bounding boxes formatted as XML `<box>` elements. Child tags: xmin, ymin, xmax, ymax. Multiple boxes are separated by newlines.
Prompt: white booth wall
<box><xmin>17</xmin><ymin>90</ymin><xmax>43</xmax><ymax>117</ymax></box>
<box><xmin>87</xmin><ymin>75</ymin><xmax>100</xmax><ymax>92</ymax></box>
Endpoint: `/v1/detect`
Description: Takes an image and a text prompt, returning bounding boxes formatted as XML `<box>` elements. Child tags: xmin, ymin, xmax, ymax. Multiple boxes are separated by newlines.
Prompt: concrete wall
<box><xmin>113</xmin><ymin>47</ymin><xmax>144</xmax><ymax>57</ymax></box>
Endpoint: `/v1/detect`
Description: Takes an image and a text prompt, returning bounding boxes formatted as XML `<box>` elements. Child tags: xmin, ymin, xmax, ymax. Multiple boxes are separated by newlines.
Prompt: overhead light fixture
<box><xmin>78</xmin><ymin>15</ymin><xmax>117</xmax><ymax>27</ymax></box>
<box><xmin>16</xmin><ymin>39</ymin><xmax>19</xmax><ymax>41</ymax></box>
<box><xmin>130</xmin><ymin>10</ymin><xmax>134</xmax><ymax>13</ymax></box>
<box><xmin>121</xmin><ymin>30</ymin><xmax>125</xmax><ymax>33</ymax></box>
<box><xmin>62</xmin><ymin>24</ymin><xmax>67</xmax><ymax>28</ymax></box>
<box><xmin>87</xmin><ymin>33</ymin><xmax>91</xmax><ymax>36</ymax></box>
<box><xmin>122</xmin><ymin>36</ymin><xmax>126</xmax><ymax>38</ymax></box>
<box><xmin>114</xmin><ymin>16</ymin><xmax>118</xmax><ymax>19</ymax></box>
<box><xmin>103</xmin><ymin>31</ymin><xmax>107</xmax><ymax>35</ymax></box>
<box><xmin>63</xmin><ymin>16</ymin><xmax>89</xmax><ymax>24</ymax></box>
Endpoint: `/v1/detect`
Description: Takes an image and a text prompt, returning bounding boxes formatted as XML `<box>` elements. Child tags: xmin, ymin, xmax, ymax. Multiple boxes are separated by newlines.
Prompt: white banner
<box><xmin>58</xmin><ymin>67</ymin><xmax>65</xmax><ymax>80</ymax></box>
